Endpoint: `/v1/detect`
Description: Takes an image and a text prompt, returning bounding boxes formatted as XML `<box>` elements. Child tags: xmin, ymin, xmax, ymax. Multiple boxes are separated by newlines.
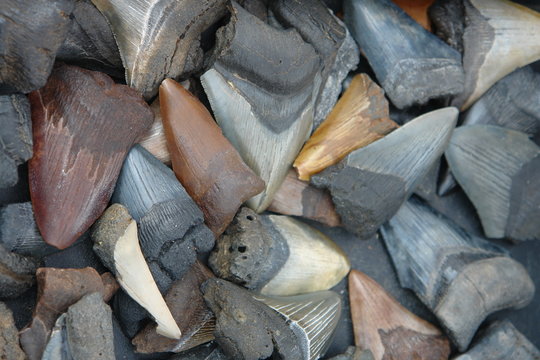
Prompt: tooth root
<box><xmin>293</xmin><ymin>74</ymin><xmax>398</xmax><ymax>181</ymax></box>
<box><xmin>380</xmin><ymin>198</ymin><xmax>535</xmax><ymax>351</ymax></box>
<box><xmin>453</xmin><ymin>0</ymin><xmax>540</xmax><ymax>110</ymax></box>
<box><xmin>348</xmin><ymin>270</ymin><xmax>450</xmax><ymax>360</ymax></box>
<box><xmin>344</xmin><ymin>0</ymin><xmax>464</xmax><ymax>109</ymax></box>
<box><xmin>311</xmin><ymin>107</ymin><xmax>458</xmax><ymax>239</ymax></box>
<box><xmin>91</xmin><ymin>204</ymin><xmax>181</xmax><ymax>340</ymax></box>
<box><xmin>428</xmin><ymin>0</ymin><xmax>465</xmax><ymax>53</ymax></box>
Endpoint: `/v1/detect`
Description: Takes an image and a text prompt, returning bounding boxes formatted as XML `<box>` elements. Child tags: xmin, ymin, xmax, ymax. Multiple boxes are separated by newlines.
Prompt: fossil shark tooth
<box><xmin>139</xmin><ymin>99</ymin><xmax>170</xmax><ymax>164</ymax></box>
<box><xmin>0</xmin><ymin>0</ymin><xmax>74</xmax><ymax>94</ymax></box>
<box><xmin>294</xmin><ymin>74</ymin><xmax>398</xmax><ymax>181</ymax></box>
<box><xmin>380</xmin><ymin>197</ymin><xmax>535</xmax><ymax>351</ymax></box>
<box><xmin>0</xmin><ymin>243</ymin><xmax>38</xmax><ymax>300</ymax></box>
<box><xmin>445</xmin><ymin>125</ymin><xmax>540</xmax><ymax>241</ymax></box>
<box><xmin>90</xmin><ymin>0</ymin><xmax>228</xmax><ymax>99</ymax></box>
<box><xmin>41</xmin><ymin>314</ymin><xmax>71</xmax><ymax>360</ymax></box>
<box><xmin>28</xmin><ymin>64</ymin><xmax>153</xmax><ymax>250</ymax></box>
<box><xmin>311</xmin><ymin>107</ymin><xmax>458</xmax><ymax>239</ymax></box>
<box><xmin>343</xmin><ymin>0</ymin><xmax>464</xmax><ymax>109</ymax></box>
<box><xmin>91</xmin><ymin>203</ymin><xmax>181</xmax><ymax>340</ymax></box>
<box><xmin>268</xmin><ymin>169</ymin><xmax>341</xmax><ymax>227</ymax></box>
<box><xmin>454</xmin><ymin>321</ymin><xmax>540</xmax><ymax>360</ymax></box>
<box><xmin>393</xmin><ymin>0</ymin><xmax>434</xmax><ymax>30</ymax></box>
<box><xmin>0</xmin><ymin>301</ymin><xmax>26</xmax><ymax>360</ymax></box>
<box><xmin>428</xmin><ymin>0</ymin><xmax>465</xmax><ymax>53</ymax></box>
<box><xmin>348</xmin><ymin>269</ymin><xmax>450</xmax><ymax>360</ymax></box>
<box><xmin>453</xmin><ymin>0</ymin><xmax>540</xmax><ymax>110</ymax></box>
<box><xmin>210</xmin><ymin>207</ymin><xmax>350</xmax><ymax>296</ymax></box>
<box><xmin>159</xmin><ymin>78</ymin><xmax>265</xmax><ymax>237</ymax></box>
<box><xmin>200</xmin><ymin>1</ymin><xmax>321</xmax><ymax>212</ymax></box>
<box><xmin>327</xmin><ymin>347</ymin><xmax>375</xmax><ymax>360</ymax></box>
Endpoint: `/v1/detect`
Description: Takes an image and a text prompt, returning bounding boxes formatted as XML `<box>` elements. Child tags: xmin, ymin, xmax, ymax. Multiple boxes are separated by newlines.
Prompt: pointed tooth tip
<box><xmin>156</xmin><ymin>324</ymin><xmax>182</xmax><ymax>340</ymax></box>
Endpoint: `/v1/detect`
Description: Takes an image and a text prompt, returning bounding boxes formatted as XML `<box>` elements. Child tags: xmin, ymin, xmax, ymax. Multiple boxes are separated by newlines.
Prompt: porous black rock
<box><xmin>428</xmin><ymin>0</ymin><xmax>465</xmax><ymax>53</ymax></box>
<box><xmin>0</xmin><ymin>243</ymin><xmax>38</xmax><ymax>299</ymax></box>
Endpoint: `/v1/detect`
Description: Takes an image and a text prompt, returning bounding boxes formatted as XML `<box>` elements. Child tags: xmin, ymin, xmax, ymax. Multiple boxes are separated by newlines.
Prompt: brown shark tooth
<box><xmin>349</xmin><ymin>269</ymin><xmax>450</xmax><ymax>360</ymax></box>
<box><xmin>268</xmin><ymin>169</ymin><xmax>341</xmax><ymax>227</ymax></box>
<box><xmin>139</xmin><ymin>99</ymin><xmax>170</xmax><ymax>164</ymax></box>
<box><xmin>293</xmin><ymin>74</ymin><xmax>398</xmax><ymax>181</ymax></box>
<box><xmin>392</xmin><ymin>0</ymin><xmax>435</xmax><ymax>30</ymax></box>
<box><xmin>159</xmin><ymin>78</ymin><xmax>265</xmax><ymax>237</ymax></box>
<box><xmin>28</xmin><ymin>64</ymin><xmax>152</xmax><ymax>250</ymax></box>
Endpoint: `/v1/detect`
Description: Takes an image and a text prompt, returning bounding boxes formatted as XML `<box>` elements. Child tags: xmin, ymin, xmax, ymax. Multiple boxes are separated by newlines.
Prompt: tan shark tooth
<box><xmin>91</xmin><ymin>204</ymin><xmax>181</xmax><ymax>339</ymax></box>
<box><xmin>139</xmin><ymin>99</ymin><xmax>170</xmax><ymax>164</ymax></box>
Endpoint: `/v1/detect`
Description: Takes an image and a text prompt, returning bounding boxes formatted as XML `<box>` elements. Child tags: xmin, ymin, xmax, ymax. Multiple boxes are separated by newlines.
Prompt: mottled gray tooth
<box><xmin>380</xmin><ymin>197</ymin><xmax>535</xmax><ymax>351</ymax></box>
<box><xmin>41</xmin><ymin>314</ymin><xmax>73</xmax><ymax>360</ymax></box>
<box><xmin>311</xmin><ymin>107</ymin><xmax>458</xmax><ymax>239</ymax></box>
<box><xmin>428</xmin><ymin>0</ymin><xmax>465</xmax><ymax>53</ymax></box>
<box><xmin>343</xmin><ymin>0</ymin><xmax>464</xmax><ymax>109</ymax></box>
<box><xmin>445</xmin><ymin>125</ymin><xmax>540</xmax><ymax>240</ymax></box>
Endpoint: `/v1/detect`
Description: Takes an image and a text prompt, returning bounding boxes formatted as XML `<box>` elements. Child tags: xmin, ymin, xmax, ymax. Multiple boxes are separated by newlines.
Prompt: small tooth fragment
<box><xmin>454</xmin><ymin>321</ymin><xmax>540</xmax><ymax>360</ymax></box>
<box><xmin>392</xmin><ymin>0</ymin><xmax>434</xmax><ymax>30</ymax></box>
<box><xmin>294</xmin><ymin>74</ymin><xmax>398</xmax><ymax>181</ymax></box>
<box><xmin>428</xmin><ymin>0</ymin><xmax>465</xmax><ymax>53</ymax></box>
<box><xmin>139</xmin><ymin>99</ymin><xmax>170</xmax><ymax>164</ymax></box>
<box><xmin>348</xmin><ymin>270</ymin><xmax>450</xmax><ymax>360</ymax></box>
<box><xmin>159</xmin><ymin>78</ymin><xmax>265</xmax><ymax>237</ymax></box>
<box><xmin>453</xmin><ymin>0</ymin><xmax>540</xmax><ymax>110</ymax></box>
<box><xmin>201</xmin><ymin>2</ymin><xmax>321</xmax><ymax>212</ymax></box>
<box><xmin>91</xmin><ymin>204</ymin><xmax>181</xmax><ymax>340</ymax></box>
<box><xmin>380</xmin><ymin>197</ymin><xmax>535</xmax><ymax>351</ymax></box>
<box><xmin>445</xmin><ymin>125</ymin><xmax>540</xmax><ymax>241</ymax></box>
<box><xmin>311</xmin><ymin>107</ymin><xmax>458</xmax><ymax>239</ymax></box>
<box><xmin>90</xmin><ymin>0</ymin><xmax>228</xmax><ymax>99</ymax></box>
<box><xmin>344</xmin><ymin>0</ymin><xmax>464</xmax><ymax>109</ymax></box>
<box><xmin>41</xmin><ymin>314</ymin><xmax>71</xmax><ymax>360</ymax></box>
<box><xmin>0</xmin><ymin>0</ymin><xmax>74</xmax><ymax>94</ymax></box>
<box><xmin>0</xmin><ymin>243</ymin><xmax>38</xmax><ymax>300</ymax></box>
<box><xmin>268</xmin><ymin>169</ymin><xmax>341</xmax><ymax>227</ymax></box>
<box><xmin>28</xmin><ymin>64</ymin><xmax>153</xmax><ymax>250</ymax></box>
<box><xmin>209</xmin><ymin>208</ymin><xmax>350</xmax><ymax>296</ymax></box>
<box><xmin>0</xmin><ymin>301</ymin><xmax>26</xmax><ymax>360</ymax></box>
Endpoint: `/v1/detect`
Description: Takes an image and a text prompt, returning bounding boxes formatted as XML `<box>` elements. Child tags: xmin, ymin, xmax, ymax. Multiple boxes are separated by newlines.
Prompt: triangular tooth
<box><xmin>91</xmin><ymin>204</ymin><xmax>181</xmax><ymax>339</ymax></box>
<box><xmin>311</xmin><ymin>107</ymin><xmax>458</xmax><ymax>239</ymax></box>
<box><xmin>428</xmin><ymin>0</ymin><xmax>465</xmax><ymax>53</ymax></box>
<box><xmin>139</xmin><ymin>99</ymin><xmax>170</xmax><ymax>164</ymax></box>
<box><xmin>90</xmin><ymin>0</ymin><xmax>228</xmax><ymax>99</ymax></box>
<box><xmin>348</xmin><ymin>269</ymin><xmax>450</xmax><ymax>360</ymax></box>
<box><xmin>453</xmin><ymin>0</ymin><xmax>540</xmax><ymax>110</ymax></box>
<box><xmin>294</xmin><ymin>73</ymin><xmax>398</xmax><ymax>181</ymax></box>
<box><xmin>344</xmin><ymin>0</ymin><xmax>464</xmax><ymax>109</ymax></box>
<box><xmin>159</xmin><ymin>78</ymin><xmax>265</xmax><ymax>237</ymax></box>
<box><xmin>445</xmin><ymin>125</ymin><xmax>540</xmax><ymax>240</ymax></box>
<box><xmin>454</xmin><ymin>321</ymin><xmax>540</xmax><ymax>360</ymax></box>
<box><xmin>380</xmin><ymin>197</ymin><xmax>535</xmax><ymax>351</ymax></box>
<box><xmin>209</xmin><ymin>207</ymin><xmax>350</xmax><ymax>296</ymax></box>
<box><xmin>393</xmin><ymin>0</ymin><xmax>434</xmax><ymax>30</ymax></box>
<box><xmin>200</xmin><ymin>2</ymin><xmax>321</xmax><ymax>213</ymax></box>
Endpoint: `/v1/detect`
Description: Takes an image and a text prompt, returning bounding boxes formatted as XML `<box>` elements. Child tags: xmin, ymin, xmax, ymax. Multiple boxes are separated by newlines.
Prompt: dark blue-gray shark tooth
<box><xmin>381</xmin><ymin>197</ymin><xmax>535</xmax><ymax>351</ymax></box>
<box><xmin>41</xmin><ymin>314</ymin><xmax>72</xmax><ymax>360</ymax></box>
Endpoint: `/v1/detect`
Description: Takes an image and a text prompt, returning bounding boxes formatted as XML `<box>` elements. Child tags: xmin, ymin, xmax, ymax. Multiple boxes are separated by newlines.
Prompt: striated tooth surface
<box><xmin>159</xmin><ymin>78</ymin><xmax>265</xmax><ymax>237</ymax></box>
<box><xmin>0</xmin><ymin>243</ymin><xmax>38</xmax><ymax>300</ymax></box>
<box><xmin>344</xmin><ymin>0</ymin><xmax>464</xmax><ymax>109</ymax></box>
<box><xmin>445</xmin><ymin>125</ymin><xmax>540</xmax><ymax>240</ymax></box>
<box><xmin>201</xmin><ymin>1</ymin><xmax>321</xmax><ymax>212</ymax></box>
<box><xmin>168</xmin><ymin>343</ymin><xmax>230</xmax><ymax>360</ymax></box>
<box><xmin>28</xmin><ymin>64</ymin><xmax>153</xmax><ymax>249</ymax></box>
<box><xmin>392</xmin><ymin>0</ymin><xmax>434</xmax><ymax>30</ymax></box>
<box><xmin>349</xmin><ymin>269</ymin><xmax>450</xmax><ymax>360</ymax></box>
<box><xmin>139</xmin><ymin>99</ymin><xmax>170</xmax><ymax>164</ymax></box>
<box><xmin>428</xmin><ymin>0</ymin><xmax>465</xmax><ymax>53</ymax></box>
<box><xmin>294</xmin><ymin>74</ymin><xmax>398</xmax><ymax>181</ymax></box>
<box><xmin>380</xmin><ymin>197</ymin><xmax>535</xmax><ymax>351</ymax></box>
<box><xmin>0</xmin><ymin>301</ymin><xmax>26</xmax><ymax>360</ymax></box>
<box><xmin>312</xmin><ymin>107</ymin><xmax>457</xmax><ymax>239</ymax></box>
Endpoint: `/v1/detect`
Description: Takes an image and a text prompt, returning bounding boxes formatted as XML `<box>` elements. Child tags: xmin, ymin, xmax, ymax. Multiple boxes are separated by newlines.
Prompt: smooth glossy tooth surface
<box><xmin>139</xmin><ymin>99</ymin><xmax>170</xmax><ymax>164</ymax></box>
<box><xmin>392</xmin><ymin>0</ymin><xmax>434</xmax><ymax>30</ymax></box>
<box><xmin>445</xmin><ymin>125</ymin><xmax>540</xmax><ymax>239</ymax></box>
<box><xmin>454</xmin><ymin>0</ymin><xmax>540</xmax><ymax>110</ymax></box>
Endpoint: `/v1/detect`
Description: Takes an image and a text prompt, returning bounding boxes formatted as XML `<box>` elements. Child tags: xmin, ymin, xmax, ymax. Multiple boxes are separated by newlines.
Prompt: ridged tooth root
<box><xmin>91</xmin><ymin>204</ymin><xmax>181</xmax><ymax>339</ymax></box>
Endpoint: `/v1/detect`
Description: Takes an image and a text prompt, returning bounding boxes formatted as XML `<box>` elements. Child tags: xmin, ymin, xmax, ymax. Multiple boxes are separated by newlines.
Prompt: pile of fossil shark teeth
<box><xmin>445</xmin><ymin>125</ymin><xmax>540</xmax><ymax>241</ymax></box>
<box><xmin>201</xmin><ymin>1</ymin><xmax>321</xmax><ymax>213</ymax></box>
<box><xmin>159</xmin><ymin>78</ymin><xmax>265</xmax><ymax>237</ymax></box>
<box><xmin>90</xmin><ymin>0</ymin><xmax>228</xmax><ymax>100</ymax></box>
<box><xmin>294</xmin><ymin>74</ymin><xmax>398</xmax><ymax>182</ymax></box>
<box><xmin>381</xmin><ymin>197</ymin><xmax>535</xmax><ymax>351</ymax></box>
<box><xmin>344</xmin><ymin>0</ymin><xmax>464</xmax><ymax>109</ymax></box>
<box><xmin>311</xmin><ymin>107</ymin><xmax>458</xmax><ymax>239</ymax></box>
<box><xmin>202</xmin><ymin>278</ymin><xmax>341</xmax><ymax>360</ymax></box>
<box><xmin>210</xmin><ymin>207</ymin><xmax>350</xmax><ymax>296</ymax></box>
<box><xmin>28</xmin><ymin>64</ymin><xmax>153</xmax><ymax>250</ymax></box>
<box><xmin>348</xmin><ymin>269</ymin><xmax>450</xmax><ymax>360</ymax></box>
<box><xmin>452</xmin><ymin>0</ymin><xmax>540</xmax><ymax>110</ymax></box>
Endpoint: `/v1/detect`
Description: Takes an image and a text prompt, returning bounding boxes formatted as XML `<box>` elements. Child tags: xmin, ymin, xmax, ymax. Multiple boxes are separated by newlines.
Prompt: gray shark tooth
<box><xmin>112</xmin><ymin>145</ymin><xmax>214</xmax><ymax>289</ymax></box>
<box><xmin>453</xmin><ymin>0</ymin><xmax>540</xmax><ymax>110</ymax></box>
<box><xmin>200</xmin><ymin>1</ymin><xmax>321</xmax><ymax>212</ymax></box>
<box><xmin>311</xmin><ymin>107</ymin><xmax>458</xmax><ymax>239</ymax></box>
<box><xmin>327</xmin><ymin>347</ymin><xmax>375</xmax><ymax>360</ymax></box>
<box><xmin>0</xmin><ymin>243</ymin><xmax>38</xmax><ymax>300</ymax></box>
<box><xmin>91</xmin><ymin>204</ymin><xmax>181</xmax><ymax>340</ymax></box>
<box><xmin>91</xmin><ymin>0</ymin><xmax>228</xmax><ymax>100</ymax></box>
<box><xmin>445</xmin><ymin>125</ymin><xmax>540</xmax><ymax>241</ymax></box>
<box><xmin>380</xmin><ymin>197</ymin><xmax>535</xmax><ymax>351</ymax></box>
<box><xmin>209</xmin><ymin>207</ymin><xmax>350</xmax><ymax>296</ymax></box>
<box><xmin>343</xmin><ymin>0</ymin><xmax>464</xmax><ymax>109</ymax></box>
<box><xmin>41</xmin><ymin>314</ymin><xmax>72</xmax><ymax>360</ymax></box>
<box><xmin>454</xmin><ymin>321</ymin><xmax>540</xmax><ymax>360</ymax></box>
<box><xmin>428</xmin><ymin>0</ymin><xmax>465</xmax><ymax>53</ymax></box>
<box><xmin>270</xmin><ymin>0</ymin><xmax>360</xmax><ymax>128</ymax></box>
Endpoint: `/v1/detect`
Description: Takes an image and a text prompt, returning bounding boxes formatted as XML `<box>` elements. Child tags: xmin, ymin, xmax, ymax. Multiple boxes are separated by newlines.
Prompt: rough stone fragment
<box><xmin>0</xmin><ymin>301</ymin><xmax>26</xmax><ymax>360</ymax></box>
<box><xmin>428</xmin><ymin>0</ymin><xmax>464</xmax><ymax>53</ymax></box>
<box><xmin>0</xmin><ymin>243</ymin><xmax>38</xmax><ymax>300</ymax></box>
